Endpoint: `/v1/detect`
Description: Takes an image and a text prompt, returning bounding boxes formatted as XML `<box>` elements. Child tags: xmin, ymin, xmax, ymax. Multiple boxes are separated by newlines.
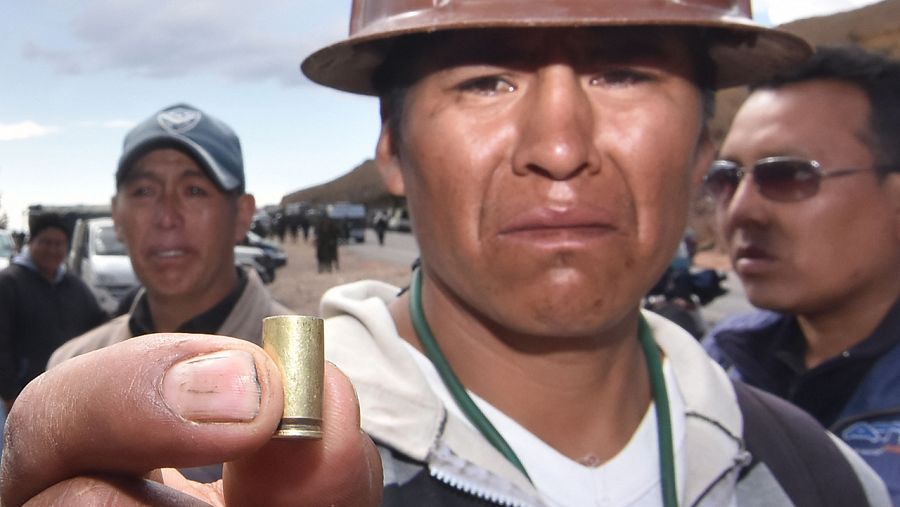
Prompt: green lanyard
<box><xmin>408</xmin><ymin>267</ymin><xmax>678</xmax><ymax>507</ymax></box>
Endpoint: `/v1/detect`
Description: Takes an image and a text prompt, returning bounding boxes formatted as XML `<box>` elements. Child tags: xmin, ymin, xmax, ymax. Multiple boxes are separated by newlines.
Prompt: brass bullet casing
<box><xmin>262</xmin><ymin>315</ymin><xmax>324</xmax><ymax>439</ymax></box>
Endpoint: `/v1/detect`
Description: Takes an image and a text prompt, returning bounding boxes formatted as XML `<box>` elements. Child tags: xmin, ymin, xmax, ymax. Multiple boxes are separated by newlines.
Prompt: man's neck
<box><xmin>798</xmin><ymin>287</ymin><xmax>899</xmax><ymax>369</ymax></box>
<box><xmin>389</xmin><ymin>286</ymin><xmax>651</xmax><ymax>465</ymax></box>
<box><xmin>146</xmin><ymin>271</ymin><xmax>239</xmax><ymax>333</ymax></box>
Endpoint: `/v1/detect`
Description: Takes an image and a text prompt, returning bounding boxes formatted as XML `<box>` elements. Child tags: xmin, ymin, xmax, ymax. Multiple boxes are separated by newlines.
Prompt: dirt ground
<box><xmin>266</xmin><ymin>238</ymin><xmax>412</xmax><ymax>316</ymax></box>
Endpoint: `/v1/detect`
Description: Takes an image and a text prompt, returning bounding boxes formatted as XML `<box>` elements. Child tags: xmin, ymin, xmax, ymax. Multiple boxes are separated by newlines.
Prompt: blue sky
<box><xmin>0</xmin><ymin>0</ymin><xmax>884</xmax><ymax>230</ymax></box>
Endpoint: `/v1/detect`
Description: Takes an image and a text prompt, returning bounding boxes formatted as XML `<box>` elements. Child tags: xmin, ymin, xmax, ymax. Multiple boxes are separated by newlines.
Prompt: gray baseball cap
<box><xmin>116</xmin><ymin>103</ymin><xmax>245</xmax><ymax>193</ymax></box>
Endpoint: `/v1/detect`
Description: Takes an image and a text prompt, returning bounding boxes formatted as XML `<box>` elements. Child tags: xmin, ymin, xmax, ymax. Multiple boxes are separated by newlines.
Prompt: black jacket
<box><xmin>0</xmin><ymin>263</ymin><xmax>107</xmax><ymax>400</ymax></box>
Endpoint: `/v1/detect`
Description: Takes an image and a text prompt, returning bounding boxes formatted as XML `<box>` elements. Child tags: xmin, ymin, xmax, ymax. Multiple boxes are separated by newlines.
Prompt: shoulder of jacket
<box><xmin>48</xmin><ymin>315</ymin><xmax>130</xmax><ymax>368</ymax></box>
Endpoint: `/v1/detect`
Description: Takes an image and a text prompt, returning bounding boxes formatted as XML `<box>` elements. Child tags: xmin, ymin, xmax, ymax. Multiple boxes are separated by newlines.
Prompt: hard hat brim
<box><xmin>302</xmin><ymin>17</ymin><xmax>810</xmax><ymax>94</ymax></box>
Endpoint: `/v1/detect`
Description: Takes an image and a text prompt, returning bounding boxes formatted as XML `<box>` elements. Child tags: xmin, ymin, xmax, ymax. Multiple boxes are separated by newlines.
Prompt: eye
<box><xmin>589</xmin><ymin>68</ymin><xmax>654</xmax><ymax>87</ymax></box>
<box><xmin>457</xmin><ymin>76</ymin><xmax>517</xmax><ymax>96</ymax></box>
<box><xmin>186</xmin><ymin>185</ymin><xmax>209</xmax><ymax>197</ymax></box>
<box><xmin>127</xmin><ymin>184</ymin><xmax>156</xmax><ymax>199</ymax></box>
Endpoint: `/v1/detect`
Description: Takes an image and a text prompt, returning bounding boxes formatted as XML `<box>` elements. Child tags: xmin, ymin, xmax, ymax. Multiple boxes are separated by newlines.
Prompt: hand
<box><xmin>0</xmin><ymin>333</ymin><xmax>382</xmax><ymax>506</ymax></box>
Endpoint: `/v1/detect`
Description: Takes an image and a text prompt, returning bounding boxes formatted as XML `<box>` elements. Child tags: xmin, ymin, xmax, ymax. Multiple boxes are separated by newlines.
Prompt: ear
<box><xmin>690</xmin><ymin>127</ymin><xmax>715</xmax><ymax>188</ymax></box>
<box><xmin>375</xmin><ymin>122</ymin><xmax>407</xmax><ymax>197</ymax></box>
<box><xmin>234</xmin><ymin>193</ymin><xmax>256</xmax><ymax>243</ymax></box>
<box><xmin>110</xmin><ymin>194</ymin><xmax>126</xmax><ymax>243</ymax></box>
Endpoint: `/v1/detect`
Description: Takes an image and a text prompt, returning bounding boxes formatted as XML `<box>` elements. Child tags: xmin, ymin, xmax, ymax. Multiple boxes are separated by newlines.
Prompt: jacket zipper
<box><xmin>428</xmin><ymin>466</ymin><xmax>532</xmax><ymax>507</ymax></box>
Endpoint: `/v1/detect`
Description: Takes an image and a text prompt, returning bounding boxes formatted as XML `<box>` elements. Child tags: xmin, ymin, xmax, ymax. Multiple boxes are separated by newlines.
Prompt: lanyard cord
<box><xmin>638</xmin><ymin>315</ymin><xmax>678</xmax><ymax>507</ymax></box>
<box><xmin>409</xmin><ymin>266</ymin><xmax>531</xmax><ymax>480</ymax></box>
<box><xmin>408</xmin><ymin>267</ymin><xmax>678</xmax><ymax>506</ymax></box>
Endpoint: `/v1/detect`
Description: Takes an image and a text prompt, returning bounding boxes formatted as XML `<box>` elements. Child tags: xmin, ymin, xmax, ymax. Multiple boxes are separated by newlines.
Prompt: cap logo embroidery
<box><xmin>157</xmin><ymin>107</ymin><xmax>202</xmax><ymax>134</ymax></box>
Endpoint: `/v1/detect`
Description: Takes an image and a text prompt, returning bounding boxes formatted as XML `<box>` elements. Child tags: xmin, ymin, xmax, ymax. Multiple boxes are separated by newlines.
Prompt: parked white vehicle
<box><xmin>0</xmin><ymin>230</ymin><xmax>15</xmax><ymax>271</ymax></box>
<box><xmin>68</xmin><ymin>217</ymin><xmax>140</xmax><ymax>315</ymax></box>
<box><xmin>234</xmin><ymin>244</ymin><xmax>275</xmax><ymax>284</ymax></box>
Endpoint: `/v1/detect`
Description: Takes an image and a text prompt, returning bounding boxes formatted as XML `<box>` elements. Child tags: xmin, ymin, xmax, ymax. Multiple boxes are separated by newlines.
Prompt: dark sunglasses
<box><xmin>703</xmin><ymin>156</ymin><xmax>872</xmax><ymax>202</ymax></box>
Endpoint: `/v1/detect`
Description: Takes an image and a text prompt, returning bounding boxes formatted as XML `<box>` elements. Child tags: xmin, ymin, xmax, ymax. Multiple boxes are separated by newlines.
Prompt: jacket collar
<box><xmin>322</xmin><ymin>280</ymin><xmax>746</xmax><ymax>505</ymax></box>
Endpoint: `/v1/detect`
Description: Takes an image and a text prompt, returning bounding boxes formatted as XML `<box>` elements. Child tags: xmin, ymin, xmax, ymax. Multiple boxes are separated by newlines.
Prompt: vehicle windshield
<box><xmin>94</xmin><ymin>225</ymin><xmax>128</xmax><ymax>255</ymax></box>
<box><xmin>0</xmin><ymin>233</ymin><xmax>13</xmax><ymax>258</ymax></box>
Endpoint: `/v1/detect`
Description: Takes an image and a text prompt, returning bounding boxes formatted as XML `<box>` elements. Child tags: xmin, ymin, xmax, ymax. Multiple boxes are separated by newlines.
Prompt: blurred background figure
<box><xmin>300</xmin><ymin>213</ymin><xmax>310</xmax><ymax>242</ymax></box>
<box><xmin>315</xmin><ymin>215</ymin><xmax>339</xmax><ymax>272</ymax></box>
<box><xmin>288</xmin><ymin>211</ymin><xmax>300</xmax><ymax>243</ymax></box>
<box><xmin>273</xmin><ymin>210</ymin><xmax>287</xmax><ymax>243</ymax></box>
<box><xmin>645</xmin><ymin>232</ymin><xmax>728</xmax><ymax>338</ymax></box>
<box><xmin>0</xmin><ymin>213</ymin><xmax>106</xmax><ymax>411</ymax></box>
<box><xmin>47</xmin><ymin>103</ymin><xmax>291</xmax><ymax>482</ymax></box>
<box><xmin>703</xmin><ymin>46</ymin><xmax>900</xmax><ymax>503</ymax></box>
<box><xmin>373</xmin><ymin>210</ymin><xmax>389</xmax><ymax>246</ymax></box>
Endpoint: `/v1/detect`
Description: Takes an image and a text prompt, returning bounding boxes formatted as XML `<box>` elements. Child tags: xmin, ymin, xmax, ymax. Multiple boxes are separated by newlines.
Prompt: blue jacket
<box><xmin>704</xmin><ymin>306</ymin><xmax>900</xmax><ymax>505</ymax></box>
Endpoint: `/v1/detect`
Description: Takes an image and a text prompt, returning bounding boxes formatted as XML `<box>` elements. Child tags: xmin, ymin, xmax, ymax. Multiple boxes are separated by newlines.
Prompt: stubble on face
<box><xmin>384</xmin><ymin>27</ymin><xmax>711</xmax><ymax>341</ymax></box>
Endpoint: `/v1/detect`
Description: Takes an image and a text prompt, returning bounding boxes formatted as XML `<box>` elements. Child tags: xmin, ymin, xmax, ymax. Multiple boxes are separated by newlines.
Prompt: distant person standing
<box><xmin>315</xmin><ymin>215</ymin><xmax>339</xmax><ymax>272</ymax></box>
<box><xmin>300</xmin><ymin>213</ymin><xmax>310</xmax><ymax>242</ymax></box>
<box><xmin>373</xmin><ymin>210</ymin><xmax>388</xmax><ymax>246</ymax></box>
<box><xmin>0</xmin><ymin>213</ymin><xmax>106</xmax><ymax>410</ymax></box>
<box><xmin>274</xmin><ymin>211</ymin><xmax>287</xmax><ymax>243</ymax></box>
<box><xmin>288</xmin><ymin>213</ymin><xmax>300</xmax><ymax>243</ymax></box>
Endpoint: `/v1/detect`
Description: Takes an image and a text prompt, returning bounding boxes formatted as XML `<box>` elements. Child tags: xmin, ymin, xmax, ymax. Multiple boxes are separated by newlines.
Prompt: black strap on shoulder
<box><xmin>733</xmin><ymin>381</ymin><xmax>869</xmax><ymax>507</ymax></box>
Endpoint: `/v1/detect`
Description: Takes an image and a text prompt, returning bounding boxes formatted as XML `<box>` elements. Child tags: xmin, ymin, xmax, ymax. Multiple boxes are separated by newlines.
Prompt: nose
<box><xmin>720</xmin><ymin>170</ymin><xmax>769</xmax><ymax>233</ymax></box>
<box><xmin>512</xmin><ymin>65</ymin><xmax>601</xmax><ymax>180</ymax></box>
<box><xmin>154</xmin><ymin>189</ymin><xmax>184</xmax><ymax>229</ymax></box>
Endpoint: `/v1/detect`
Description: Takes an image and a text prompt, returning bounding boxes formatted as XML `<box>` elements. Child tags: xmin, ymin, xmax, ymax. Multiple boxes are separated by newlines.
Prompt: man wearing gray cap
<box><xmin>0</xmin><ymin>2</ymin><xmax>891</xmax><ymax>506</ymax></box>
<box><xmin>46</xmin><ymin>103</ymin><xmax>291</xmax><ymax>480</ymax></box>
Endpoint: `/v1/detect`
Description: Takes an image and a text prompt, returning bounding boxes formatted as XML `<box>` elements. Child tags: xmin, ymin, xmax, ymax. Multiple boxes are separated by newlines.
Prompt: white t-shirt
<box><xmin>405</xmin><ymin>343</ymin><xmax>686</xmax><ymax>507</ymax></box>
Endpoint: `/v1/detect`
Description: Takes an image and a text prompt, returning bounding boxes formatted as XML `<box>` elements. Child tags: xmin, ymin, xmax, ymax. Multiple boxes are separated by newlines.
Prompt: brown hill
<box><xmin>281</xmin><ymin>159</ymin><xmax>404</xmax><ymax>211</ymax></box>
<box><xmin>710</xmin><ymin>0</ymin><xmax>900</xmax><ymax>143</ymax></box>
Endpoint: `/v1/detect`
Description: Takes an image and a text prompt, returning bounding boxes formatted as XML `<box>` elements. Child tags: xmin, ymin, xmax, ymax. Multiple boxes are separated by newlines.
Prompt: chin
<box><xmin>144</xmin><ymin>277</ymin><xmax>195</xmax><ymax>297</ymax></box>
<box><xmin>744</xmin><ymin>288</ymin><xmax>801</xmax><ymax>314</ymax></box>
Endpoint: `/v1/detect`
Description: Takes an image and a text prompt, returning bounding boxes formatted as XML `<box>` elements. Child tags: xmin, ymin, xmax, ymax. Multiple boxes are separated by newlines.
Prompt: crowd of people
<box><xmin>1</xmin><ymin>1</ymin><xmax>898</xmax><ymax>505</ymax></box>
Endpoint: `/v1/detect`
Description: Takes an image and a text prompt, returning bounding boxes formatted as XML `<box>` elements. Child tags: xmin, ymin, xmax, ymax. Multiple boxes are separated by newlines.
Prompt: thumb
<box><xmin>1</xmin><ymin>333</ymin><xmax>283</xmax><ymax>507</ymax></box>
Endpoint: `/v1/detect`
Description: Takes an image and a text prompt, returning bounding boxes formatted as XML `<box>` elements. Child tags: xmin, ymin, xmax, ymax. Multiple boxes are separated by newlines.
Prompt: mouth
<box><xmin>734</xmin><ymin>245</ymin><xmax>773</xmax><ymax>261</ymax></box>
<box><xmin>498</xmin><ymin>208</ymin><xmax>618</xmax><ymax>244</ymax></box>
<box><xmin>733</xmin><ymin>244</ymin><xmax>777</xmax><ymax>275</ymax></box>
<box><xmin>149</xmin><ymin>247</ymin><xmax>191</xmax><ymax>261</ymax></box>
<box><xmin>156</xmin><ymin>249</ymin><xmax>186</xmax><ymax>258</ymax></box>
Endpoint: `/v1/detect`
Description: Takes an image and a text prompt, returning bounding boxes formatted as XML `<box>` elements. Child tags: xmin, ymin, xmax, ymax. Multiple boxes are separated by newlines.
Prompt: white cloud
<box><xmin>102</xmin><ymin>120</ymin><xmax>137</xmax><ymax>129</ymax></box>
<box><xmin>77</xmin><ymin>120</ymin><xmax>136</xmax><ymax>129</ymax></box>
<box><xmin>20</xmin><ymin>0</ymin><xmax>342</xmax><ymax>87</ymax></box>
<box><xmin>0</xmin><ymin>122</ymin><xmax>61</xmax><ymax>141</ymax></box>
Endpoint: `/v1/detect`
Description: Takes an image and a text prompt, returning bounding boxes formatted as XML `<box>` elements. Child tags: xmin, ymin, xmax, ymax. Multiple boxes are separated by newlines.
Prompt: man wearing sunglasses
<box><xmin>704</xmin><ymin>46</ymin><xmax>900</xmax><ymax>503</ymax></box>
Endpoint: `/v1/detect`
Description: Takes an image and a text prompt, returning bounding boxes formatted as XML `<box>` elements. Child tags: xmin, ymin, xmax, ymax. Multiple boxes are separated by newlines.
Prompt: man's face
<box><xmin>28</xmin><ymin>227</ymin><xmax>68</xmax><ymax>279</ymax></box>
<box><xmin>377</xmin><ymin>28</ymin><xmax>712</xmax><ymax>338</ymax></box>
<box><xmin>112</xmin><ymin>148</ymin><xmax>254</xmax><ymax>301</ymax></box>
<box><xmin>717</xmin><ymin>80</ymin><xmax>900</xmax><ymax>314</ymax></box>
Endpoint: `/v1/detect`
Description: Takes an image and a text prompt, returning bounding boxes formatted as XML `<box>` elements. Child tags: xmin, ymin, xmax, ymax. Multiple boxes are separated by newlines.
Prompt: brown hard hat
<box><xmin>302</xmin><ymin>0</ymin><xmax>811</xmax><ymax>95</ymax></box>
